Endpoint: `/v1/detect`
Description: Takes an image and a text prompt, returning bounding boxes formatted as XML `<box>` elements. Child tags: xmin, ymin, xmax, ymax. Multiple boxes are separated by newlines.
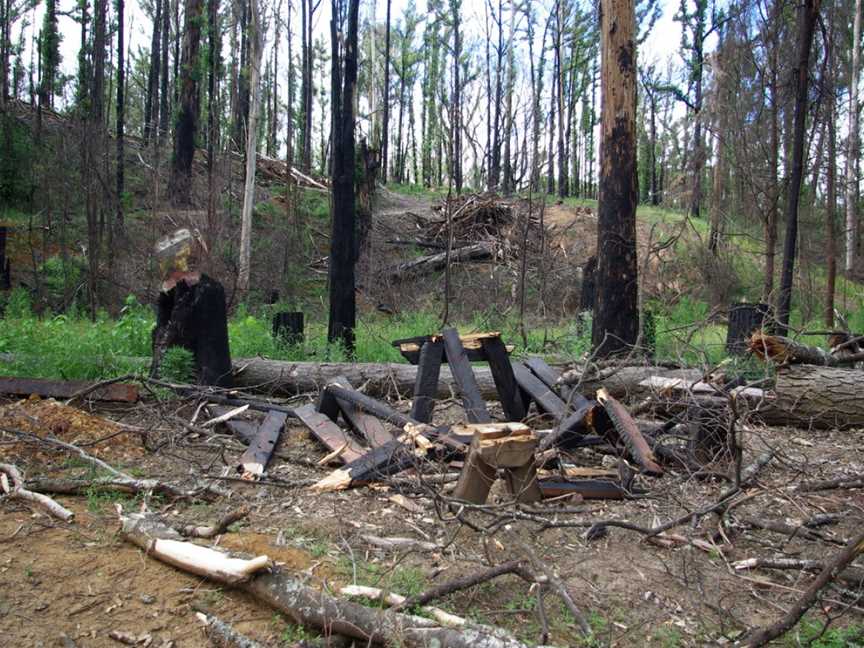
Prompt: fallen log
<box><xmin>386</xmin><ymin>242</ymin><xmax>496</xmax><ymax>280</ymax></box>
<box><xmin>761</xmin><ymin>365</ymin><xmax>864</xmax><ymax>430</ymax></box>
<box><xmin>119</xmin><ymin>511</ymin><xmax>531</xmax><ymax>648</ymax></box>
<box><xmin>596</xmin><ymin>389</ymin><xmax>663</xmax><ymax>476</ymax></box>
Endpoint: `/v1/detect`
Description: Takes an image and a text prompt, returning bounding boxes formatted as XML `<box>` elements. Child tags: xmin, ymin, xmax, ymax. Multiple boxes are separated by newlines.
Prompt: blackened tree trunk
<box><xmin>116</xmin><ymin>0</ymin><xmax>125</xmax><ymax>230</ymax></box>
<box><xmin>451</xmin><ymin>0</ymin><xmax>462</xmax><ymax>194</ymax></box>
<box><xmin>846</xmin><ymin>0</ymin><xmax>861</xmax><ymax>274</ymax></box>
<box><xmin>158</xmin><ymin>0</ymin><xmax>170</xmax><ymax>140</ymax></box>
<box><xmin>144</xmin><ymin>0</ymin><xmax>162</xmax><ymax>142</ymax></box>
<box><xmin>488</xmin><ymin>0</ymin><xmax>503</xmax><ymax>190</ymax></box>
<box><xmin>206</xmin><ymin>0</ymin><xmax>220</xmax><ymax>240</ymax></box>
<box><xmin>381</xmin><ymin>0</ymin><xmax>391</xmax><ymax>183</ymax></box>
<box><xmin>327</xmin><ymin>0</ymin><xmax>359</xmax><ymax>352</ymax></box>
<box><xmin>776</xmin><ymin>0</ymin><xmax>821</xmax><ymax>333</ymax></box>
<box><xmin>591</xmin><ymin>0</ymin><xmax>639</xmax><ymax>358</ymax></box>
<box><xmin>169</xmin><ymin>0</ymin><xmax>206</xmax><ymax>205</ymax></box>
<box><xmin>300</xmin><ymin>0</ymin><xmax>315</xmax><ymax>172</ymax></box>
<box><xmin>825</xmin><ymin>10</ymin><xmax>837</xmax><ymax>327</ymax></box>
<box><xmin>152</xmin><ymin>275</ymin><xmax>234</xmax><ymax>387</ymax></box>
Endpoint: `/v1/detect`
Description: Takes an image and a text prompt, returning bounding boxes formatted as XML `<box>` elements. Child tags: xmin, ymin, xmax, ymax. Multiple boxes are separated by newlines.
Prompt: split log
<box><xmin>119</xmin><ymin>511</ymin><xmax>531</xmax><ymax>648</ymax></box>
<box><xmin>452</xmin><ymin>423</ymin><xmax>541</xmax><ymax>504</ymax></box>
<box><xmin>410</xmin><ymin>339</ymin><xmax>444</xmax><ymax>422</ymax></box>
<box><xmin>0</xmin><ymin>463</ymin><xmax>75</xmax><ymax>522</ymax></box>
<box><xmin>386</xmin><ymin>242</ymin><xmax>496</xmax><ymax>280</ymax></box>
<box><xmin>596</xmin><ymin>389</ymin><xmax>663</xmax><ymax>476</ymax></box>
<box><xmin>326</xmin><ymin>377</ymin><xmax>395</xmax><ymax>447</ymax></box>
<box><xmin>294</xmin><ymin>403</ymin><xmax>367</xmax><ymax>464</ymax></box>
<box><xmin>237</xmin><ymin>411</ymin><xmax>287</xmax><ymax>479</ymax></box>
<box><xmin>0</xmin><ymin>376</ymin><xmax>138</xmax><ymax>402</ymax></box>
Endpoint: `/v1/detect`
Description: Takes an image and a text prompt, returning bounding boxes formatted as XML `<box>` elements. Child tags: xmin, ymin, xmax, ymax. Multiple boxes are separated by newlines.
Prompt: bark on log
<box><xmin>558</xmin><ymin>366</ymin><xmax>705</xmax><ymax>400</ymax></box>
<box><xmin>386</xmin><ymin>242</ymin><xmax>496</xmax><ymax>280</ymax></box>
<box><xmin>761</xmin><ymin>365</ymin><xmax>864</xmax><ymax>430</ymax></box>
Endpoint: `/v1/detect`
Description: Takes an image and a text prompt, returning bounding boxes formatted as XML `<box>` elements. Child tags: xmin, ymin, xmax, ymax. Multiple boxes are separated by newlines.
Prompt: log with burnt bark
<box><xmin>386</xmin><ymin>242</ymin><xmax>496</xmax><ymax>280</ymax></box>
<box><xmin>118</xmin><ymin>510</ymin><xmax>531</xmax><ymax>648</ymax></box>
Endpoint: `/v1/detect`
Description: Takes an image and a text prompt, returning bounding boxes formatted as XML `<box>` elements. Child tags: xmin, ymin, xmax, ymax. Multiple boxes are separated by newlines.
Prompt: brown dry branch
<box><xmin>744</xmin><ymin>529</ymin><xmax>864</xmax><ymax>646</ymax></box>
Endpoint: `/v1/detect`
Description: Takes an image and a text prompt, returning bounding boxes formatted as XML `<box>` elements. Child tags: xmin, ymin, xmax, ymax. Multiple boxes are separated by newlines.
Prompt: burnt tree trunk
<box><xmin>151</xmin><ymin>275</ymin><xmax>233</xmax><ymax>388</ymax></box>
<box><xmin>776</xmin><ymin>0</ymin><xmax>821</xmax><ymax>333</ymax></box>
<box><xmin>591</xmin><ymin>0</ymin><xmax>639</xmax><ymax>358</ymax></box>
<box><xmin>143</xmin><ymin>0</ymin><xmax>162</xmax><ymax>142</ymax></box>
<box><xmin>327</xmin><ymin>0</ymin><xmax>360</xmax><ymax>352</ymax></box>
<box><xmin>169</xmin><ymin>0</ymin><xmax>206</xmax><ymax>205</ymax></box>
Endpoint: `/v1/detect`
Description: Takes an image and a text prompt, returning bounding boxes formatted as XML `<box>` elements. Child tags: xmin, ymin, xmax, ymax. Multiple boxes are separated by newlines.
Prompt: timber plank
<box><xmin>328</xmin><ymin>376</ymin><xmax>395</xmax><ymax>447</ymax></box>
<box><xmin>512</xmin><ymin>363</ymin><xmax>566</xmax><ymax>419</ymax></box>
<box><xmin>0</xmin><ymin>376</ymin><xmax>139</xmax><ymax>403</ymax></box>
<box><xmin>441</xmin><ymin>328</ymin><xmax>492</xmax><ymax>423</ymax></box>
<box><xmin>237</xmin><ymin>410</ymin><xmax>288</xmax><ymax>478</ymax></box>
<box><xmin>294</xmin><ymin>403</ymin><xmax>367</xmax><ymax>464</ymax></box>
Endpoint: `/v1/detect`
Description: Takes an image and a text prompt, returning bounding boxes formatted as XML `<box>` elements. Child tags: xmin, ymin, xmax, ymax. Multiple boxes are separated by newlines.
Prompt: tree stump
<box><xmin>151</xmin><ymin>274</ymin><xmax>233</xmax><ymax>387</ymax></box>
<box><xmin>272</xmin><ymin>311</ymin><xmax>304</xmax><ymax>346</ymax></box>
<box><xmin>726</xmin><ymin>303</ymin><xmax>774</xmax><ymax>355</ymax></box>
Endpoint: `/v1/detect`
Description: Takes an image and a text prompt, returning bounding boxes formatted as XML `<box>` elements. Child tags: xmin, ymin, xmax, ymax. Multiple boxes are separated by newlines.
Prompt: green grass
<box><xmin>784</xmin><ymin>618</ymin><xmax>864</xmax><ymax>647</ymax></box>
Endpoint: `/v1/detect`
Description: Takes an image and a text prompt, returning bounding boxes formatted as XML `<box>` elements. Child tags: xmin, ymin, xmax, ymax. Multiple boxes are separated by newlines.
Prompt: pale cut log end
<box><xmin>311</xmin><ymin>468</ymin><xmax>352</xmax><ymax>492</ymax></box>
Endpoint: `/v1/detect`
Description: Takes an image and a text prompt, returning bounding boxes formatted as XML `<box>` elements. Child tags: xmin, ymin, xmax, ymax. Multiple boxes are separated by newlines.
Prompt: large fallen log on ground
<box><xmin>747</xmin><ymin>332</ymin><xmax>862</xmax><ymax>366</ymax></box>
<box><xmin>758</xmin><ymin>365</ymin><xmax>864</xmax><ymax>430</ymax></box>
<box><xmin>386</xmin><ymin>242</ymin><xmax>496</xmax><ymax>280</ymax></box>
<box><xmin>234</xmin><ymin>358</ymin><xmax>703</xmax><ymax>401</ymax></box>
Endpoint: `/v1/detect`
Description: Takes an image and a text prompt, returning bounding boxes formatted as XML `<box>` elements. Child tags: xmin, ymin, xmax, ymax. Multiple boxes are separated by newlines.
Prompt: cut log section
<box><xmin>452</xmin><ymin>423</ymin><xmax>541</xmax><ymax>504</ymax></box>
<box><xmin>294</xmin><ymin>403</ymin><xmax>367</xmax><ymax>464</ymax></box>
<box><xmin>0</xmin><ymin>376</ymin><xmax>138</xmax><ymax>402</ymax></box>
<box><xmin>237</xmin><ymin>411</ymin><xmax>287</xmax><ymax>479</ymax></box>
<box><xmin>386</xmin><ymin>242</ymin><xmax>496</xmax><ymax>281</ymax></box>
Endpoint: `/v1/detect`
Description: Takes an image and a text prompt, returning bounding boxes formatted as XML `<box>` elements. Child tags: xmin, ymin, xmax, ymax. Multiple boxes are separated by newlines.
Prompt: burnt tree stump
<box><xmin>726</xmin><ymin>303</ymin><xmax>774</xmax><ymax>355</ymax></box>
<box><xmin>272</xmin><ymin>311</ymin><xmax>304</xmax><ymax>346</ymax></box>
<box><xmin>151</xmin><ymin>274</ymin><xmax>233</xmax><ymax>387</ymax></box>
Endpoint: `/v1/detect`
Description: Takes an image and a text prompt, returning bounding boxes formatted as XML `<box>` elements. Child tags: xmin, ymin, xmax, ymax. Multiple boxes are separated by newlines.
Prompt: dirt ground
<box><xmin>2</xmin><ymin>388</ymin><xmax>864</xmax><ymax>648</ymax></box>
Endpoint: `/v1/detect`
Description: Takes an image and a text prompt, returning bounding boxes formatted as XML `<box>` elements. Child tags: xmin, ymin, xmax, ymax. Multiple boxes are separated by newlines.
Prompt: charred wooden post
<box><xmin>441</xmin><ymin>328</ymin><xmax>492</xmax><ymax>423</ymax></box>
<box><xmin>410</xmin><ymin>338</ymin><xmax>444</xmax><ymax>423</ymax></box>
<box><xmin>272</xmin><ymin>311</ymin><xmax>304</xmax><ymax>346</ymax></box>
<box><xmin>481</xmin><ymin>337</ymin><xmax>526</xmax><ymax>421</ymax></box>
<box><xmin>727</xmin><ymin>303</ymin><xmax>774</xmax><ymax>355</ymax></box>
<box><xmin>150</xmin><ymin>229</ymin><xmax>233</xmax><ymax>387</ymax></box>
<box><xmin>452</xmin><ymin>423</ymin><xmax>541</xmax><ymax>504</ymax></box>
